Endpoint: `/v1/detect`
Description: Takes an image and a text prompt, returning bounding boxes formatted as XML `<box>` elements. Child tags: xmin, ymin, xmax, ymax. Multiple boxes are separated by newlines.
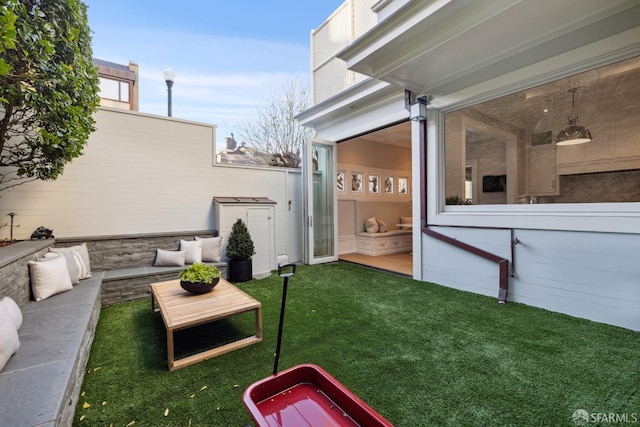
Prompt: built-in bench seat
<box><xmin>355</xmin><ymin>229</ymin><xmax>412</xmax><ymax>256</ymax></box>
<box><xmin>100</xmin><ymin>262</ymin><xmax>227</xmax><ymax>306</ymax></box>
<box><xmin>0</xmin><ymin>273</ymin><xmax>103</xmax><ymax>427</ymax></box>
<box><xmin>0</xmin><ymin>231</ymin><xmax>227</xmax><ymax>426</ymax></box>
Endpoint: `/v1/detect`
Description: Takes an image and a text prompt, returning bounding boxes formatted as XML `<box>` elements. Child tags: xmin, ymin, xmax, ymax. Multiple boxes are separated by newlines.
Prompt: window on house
<box><xmin>444</xmin><ymin>55</ymin><xmax>640</xmax><ymax>205</ymax></box>
<box><xmin>99</xmin><ymin>77</ymin><xmax>130</xmax><ymax>103</ymax></box>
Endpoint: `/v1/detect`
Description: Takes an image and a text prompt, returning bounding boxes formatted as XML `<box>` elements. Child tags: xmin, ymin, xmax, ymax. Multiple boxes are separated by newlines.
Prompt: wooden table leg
<box><xmin>255</xmin><ymin>306</ymin><xmax>263</xmax><ymax>339</ymax></box>
<box><xmin>167</xmin><ymin>328</ymin><xmax>175</xmax><ymax>371</ymax></box>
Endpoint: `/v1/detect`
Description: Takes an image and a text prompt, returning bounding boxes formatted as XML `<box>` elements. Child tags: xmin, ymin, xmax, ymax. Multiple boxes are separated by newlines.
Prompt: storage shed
<box><xmin>213</xmin><ymin>197</ymin><xmax>277</xmax><ymax>279</ymax></box>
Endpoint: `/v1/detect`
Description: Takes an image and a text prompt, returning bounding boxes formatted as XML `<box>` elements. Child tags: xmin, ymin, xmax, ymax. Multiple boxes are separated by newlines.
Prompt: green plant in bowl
<box><xmin>179</xmin><ymin>263</ymin><xmax>221</xmax><ymax>294</ymax></box>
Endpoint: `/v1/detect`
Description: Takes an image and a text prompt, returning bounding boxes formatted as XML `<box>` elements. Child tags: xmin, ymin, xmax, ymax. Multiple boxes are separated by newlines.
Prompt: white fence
<box><xmin>0</xmin><ymin>107</ymin><xmax>303</xmax><ymax>262</ymax></box>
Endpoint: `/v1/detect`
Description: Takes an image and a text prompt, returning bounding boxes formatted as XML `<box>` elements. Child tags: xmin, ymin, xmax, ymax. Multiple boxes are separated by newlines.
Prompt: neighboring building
<box><xmin>298</xmin><ymin>0</ymin><xmax>640</xmax><ymax>331</ymax></box>
<box><xmin>94</xmin><ymin>58</ymin><xmax>139</xmax><ymax>111</ymax></box>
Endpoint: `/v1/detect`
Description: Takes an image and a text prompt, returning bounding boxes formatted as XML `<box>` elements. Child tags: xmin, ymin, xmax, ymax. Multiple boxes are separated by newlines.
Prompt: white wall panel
<box><xmin>421</xmin><ymin>226</ymin><xmax>640</xmax><ymax>331</ymax></box>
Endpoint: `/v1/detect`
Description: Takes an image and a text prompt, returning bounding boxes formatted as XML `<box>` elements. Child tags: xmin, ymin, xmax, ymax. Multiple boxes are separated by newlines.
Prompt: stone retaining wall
<box><xmin>0</xmin><ymin>240</ymin><xmax>53</xmax><ymax>306</ymax></box>
<box><xmin>55</xmin><ymin>230</ymin><xmax>218</xmax><ymax>271</ymax></box>
<box><xmin>0</xmin><ymin>230</ymin><xmax>221</xmax><ymax>307</ymax></box>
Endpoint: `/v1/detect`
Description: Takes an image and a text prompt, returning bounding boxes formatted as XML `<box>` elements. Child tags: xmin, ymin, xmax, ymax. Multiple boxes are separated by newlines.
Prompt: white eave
<box><xmin>296</xmin><ymin>78</ymin><xmax>398</xmax><ymax>128</ymax></box>
<box><xmin>337</xmin><ymin>0</ymin><xmax>640</xmax><ymax>96</ymax></box>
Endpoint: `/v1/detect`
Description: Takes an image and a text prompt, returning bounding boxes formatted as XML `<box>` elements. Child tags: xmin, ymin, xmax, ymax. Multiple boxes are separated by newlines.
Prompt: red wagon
<box><xmin>242</xmin><ymin>264</ymin><xmax>394</xmax><ymax>427</ymax></box>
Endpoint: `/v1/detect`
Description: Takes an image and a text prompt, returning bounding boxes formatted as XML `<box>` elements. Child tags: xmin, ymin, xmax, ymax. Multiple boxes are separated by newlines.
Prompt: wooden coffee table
<box><xmin>150</xmin><ymin>278</ymin><xmax>262</xmax><ymax>371</ymax></box>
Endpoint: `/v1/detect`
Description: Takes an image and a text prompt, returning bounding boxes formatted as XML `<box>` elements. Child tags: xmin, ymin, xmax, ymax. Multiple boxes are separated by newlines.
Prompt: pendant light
<box><xmin>556</xmin><ymin>87</ymin><xmax>592</xmax><ymax>145</ymax></box>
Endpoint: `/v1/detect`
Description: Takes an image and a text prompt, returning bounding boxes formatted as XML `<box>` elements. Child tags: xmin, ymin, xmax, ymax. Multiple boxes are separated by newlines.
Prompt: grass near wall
<box><xmin>74</xmin><ymin>262</ymin><xmax>639</xmax><ymax>426</ymax></box>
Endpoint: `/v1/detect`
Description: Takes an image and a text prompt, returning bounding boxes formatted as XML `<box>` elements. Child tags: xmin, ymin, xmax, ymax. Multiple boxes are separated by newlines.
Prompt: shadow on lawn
<box><xmin>132</xmin><ymin>303</ymin><xmax>259</xmax><ymax>371</ymax></box>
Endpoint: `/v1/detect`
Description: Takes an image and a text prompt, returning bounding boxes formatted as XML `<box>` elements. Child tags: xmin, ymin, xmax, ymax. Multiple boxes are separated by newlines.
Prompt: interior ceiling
<box><xmin>466</xmin><ymin>57</ymin><xmax>640</xmax><ymax>139</ymax></box>
<box><xmin>343</xmin><ymin>121</ymin><xmax>411</xmax><ymax>148</ymax></box>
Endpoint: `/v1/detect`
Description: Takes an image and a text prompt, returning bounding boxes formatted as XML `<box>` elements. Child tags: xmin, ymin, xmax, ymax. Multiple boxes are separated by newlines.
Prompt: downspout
<box><xmin>415</xmin><ymin>95</ymin><xmax>509</xmax><ymax>303</ymax></box>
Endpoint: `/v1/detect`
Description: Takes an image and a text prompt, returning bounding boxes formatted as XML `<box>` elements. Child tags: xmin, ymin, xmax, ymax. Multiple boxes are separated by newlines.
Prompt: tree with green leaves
<box><xmin>235</xmin><ymin>77</ymin><xmax>315</xmax><ymax>168</ymax></box>
<box><xmin>0</xmin><ymin>0</ymin><xmax>100</xmax><ymax>193</ymax></box>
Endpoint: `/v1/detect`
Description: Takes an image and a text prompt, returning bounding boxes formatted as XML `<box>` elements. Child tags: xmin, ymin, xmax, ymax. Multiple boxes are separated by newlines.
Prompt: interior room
<box><xmin>336</xmin><ymin>121</ymin><xmax>413</xmax><ymax>276</ymax></box>
<box><xmin>445</xmin><ymin>55</ymin><xmax>640</xmax><ymax>205</ymax></box>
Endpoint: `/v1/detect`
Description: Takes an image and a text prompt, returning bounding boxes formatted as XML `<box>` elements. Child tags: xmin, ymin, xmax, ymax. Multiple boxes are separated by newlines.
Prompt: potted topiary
<box><xmin>179</xmin><ymin>262</ymin><xmax>220</xmax><ymax>294</ymax></box>
<box><xmin>226</xmin><ymin>218</ymin><xmax>256</xmax><ymax>282</ymax></box>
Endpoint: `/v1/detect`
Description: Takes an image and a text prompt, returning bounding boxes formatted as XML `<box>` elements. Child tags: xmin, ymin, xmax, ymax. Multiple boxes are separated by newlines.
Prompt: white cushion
<box><xmin>153</xmin><ymin>249</ymin><xmax>187</xmax><ymax>267</ymax></box>
<box><xmin>365</xmin><ymin>216</ymin><xmax>379</xmax><ymax>233</ymax></box>
<box><xmin>0</xmin><ymin>303</ymin><xmax>20</xmax><ymax>373</ymax></box>
<box><xmin>28</xmin><ymin>255</ymin><xmax>74</xmax><ymax>301</ymax></box>
<box><xmin>376</xmin><ymin>218</ymin><xmax>389</xmax><ymax>233</ymax></box>
<box><xmin>1</xmin><ymin>297</ymin><xmax>22</xmax><ymax>330</ymax></box>
<box><xmin>51</xmin><ymin>243</ymin><xmax>91</xmax><ymax>279</ymax></box>
<box><xmin>45</xmin><ymin>251</ymin><xmax>80</xmax><ymax>285</ymax></box>
<box><xmin>179</xmin><ymin>240</ymin><xmax>203</xmax><ymax>264</ymax></box>
<box><xmin>195</xmin><ymin>236</ymin><xmax>222</xmax><ymax>262</ymax></box>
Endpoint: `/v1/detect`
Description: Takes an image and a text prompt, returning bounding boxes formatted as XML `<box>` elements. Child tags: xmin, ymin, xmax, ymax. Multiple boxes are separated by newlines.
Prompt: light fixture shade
<box><xmin>556</xmin><ymin>120</ymin><xmax>592</xmax><ymax>145</ymax></box>
<box><xmin>555</xmin><ymin>87</ymin><xmax>592</xmax><ymax>145</ymax></box>
<box><xmin>410</xmin><ymin>101</ymin><xmax>427</xmax><ymax>121</ymax></box>
<box><xmin>163</xmin><ymin>67</ymin><xmax>175</xmax><ymax>83</ymax></box>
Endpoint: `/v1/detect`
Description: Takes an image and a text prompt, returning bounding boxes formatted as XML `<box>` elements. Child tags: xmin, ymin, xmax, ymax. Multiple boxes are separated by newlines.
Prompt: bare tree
<box><xmin>235</xmin><ymin>77</ymin><xmax>315</xmax><ymax>168</ymax></box>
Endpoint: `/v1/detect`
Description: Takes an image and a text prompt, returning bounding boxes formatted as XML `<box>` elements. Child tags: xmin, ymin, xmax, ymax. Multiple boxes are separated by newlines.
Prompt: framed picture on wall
<box><xmin>398</xmin><ymin>176</ymin><xmax>409</xmax><ymax>195</ymax></box>
<box><xmin>368</xmin><ymin>175</ymin><xmax>380</xmax><ymax>194</ymax></box>
<box><xmin>351</xmin><ymin>172</ymin><xmax>363</xmax><ymax>193</ymax></box>
<box><xmin>336</xmin><ymin>171</ymin><xmax>345</xmax><ymax>192</ymax></box>
<box><xmin>384</xmin><ymin>176</ymin><xmax>394</xmax><ymax>194</ymax></box>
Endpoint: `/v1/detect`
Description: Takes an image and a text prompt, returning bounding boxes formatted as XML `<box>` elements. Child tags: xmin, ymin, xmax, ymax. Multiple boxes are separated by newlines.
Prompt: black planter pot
<box><xmin>228</xmin><ymin>259</ymin><xmax>252</xmax><ymax>282</ymax></box>
<box><xmin>180</xmin><ymin>277</ymin><xmax>219</xmax><ymax>294</ymax></box>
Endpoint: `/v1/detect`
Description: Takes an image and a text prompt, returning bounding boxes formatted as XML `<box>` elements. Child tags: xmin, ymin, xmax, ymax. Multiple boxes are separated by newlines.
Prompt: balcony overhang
<box><xmin>337</xmin><ymin>0</ymin><xmax>640</xmax><ymax>97</ymax></box>
<box><xmin>296</xmin><ymin>78</ymin><xmax>398</xmax><ymax>129</ymax></box>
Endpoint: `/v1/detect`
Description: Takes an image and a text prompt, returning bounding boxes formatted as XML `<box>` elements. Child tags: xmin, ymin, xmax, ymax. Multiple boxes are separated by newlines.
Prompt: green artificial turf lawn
<box><xmin>74</xmin><ymin>262</ymin><xmax>639</xmax><ymax>426</ymax></box>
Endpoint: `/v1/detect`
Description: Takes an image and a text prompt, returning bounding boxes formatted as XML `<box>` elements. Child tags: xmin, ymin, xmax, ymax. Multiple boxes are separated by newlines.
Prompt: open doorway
<box><xmin>335</xmin><ymin>121</ymin><xmax>413</xmax><ymax>276</ymax></box>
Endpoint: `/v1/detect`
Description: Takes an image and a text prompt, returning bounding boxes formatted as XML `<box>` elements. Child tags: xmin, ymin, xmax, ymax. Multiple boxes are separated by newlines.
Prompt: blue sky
<box><xmin>83</xmin><ymin>0</ymin><xmax>345</xmax><ymax>150</ymax></box>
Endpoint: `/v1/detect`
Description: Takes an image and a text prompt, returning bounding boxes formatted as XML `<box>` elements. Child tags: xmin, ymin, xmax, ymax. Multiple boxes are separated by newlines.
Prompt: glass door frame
<box><xmin>303</xmin><ymin>138</ymin><xmax>338</xmax><ymax>265</ymax></box>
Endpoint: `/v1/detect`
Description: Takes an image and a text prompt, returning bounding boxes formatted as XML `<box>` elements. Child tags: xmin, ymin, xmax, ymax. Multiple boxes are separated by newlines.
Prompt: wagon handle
<box><xmin>273</xmin><ymin>263</ymin><xmax>296</xmax><ymax>375</ymax></box>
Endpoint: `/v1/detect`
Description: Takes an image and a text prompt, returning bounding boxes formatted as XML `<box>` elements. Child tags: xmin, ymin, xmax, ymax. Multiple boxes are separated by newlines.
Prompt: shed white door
<box><xmin>247</xmin><ymin>207</ymin><xmax>275</xmax><ymax>277</ymax></box>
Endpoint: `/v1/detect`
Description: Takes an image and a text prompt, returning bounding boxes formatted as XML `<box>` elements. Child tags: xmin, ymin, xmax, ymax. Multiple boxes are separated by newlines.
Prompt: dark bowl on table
<box><xmin>180</xmin><ymin>277</ymin><xmax>220</xmax><ymax>294</ymax></box>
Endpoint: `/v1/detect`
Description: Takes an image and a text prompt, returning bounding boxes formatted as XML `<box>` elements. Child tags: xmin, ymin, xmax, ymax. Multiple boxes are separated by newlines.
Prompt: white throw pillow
<box><xmin>0</xmin><ymin>303</ymin><xmax>20</xmax><ymax>373</ymax></box>
<box><xmin>45</xmin><ymin>251</ymin><xmax>80</xmax><ymax>285</ymax></box>
<box><xmin>51</xmin><ymin>243</ymin><xmax>91</xmax><ymax>279</ymax></box>
<box><xmin>28</xmin><ymin>255</ymin><xmax>74</xmax><ymax>301</ymax></box>
<box><xmin>179</xmin><ymin>240</ymin><xmax>203</xmax><ymax>264</ymax></box>
<box><xmin>195</xmin><ymin>236</ymin><xmax>222</xmax><ymax>262</ymax></box>
<box><xmin>153</xmin><ymin>249</ymin><xmax>187</xmax><ymax>267</ymax></box>
<box><xmin>365</xmin><ymin>216</ymin><xmax>379</xmax><ymax>233</ymax></box>
<box><xmin>376</xmin><ymin>218</ymin><xmax>389</xmax><ymax>233</ymax></box>
<box><xmin>1</xmin><ymin>297</ymin><xmax>22</xmax><ymax>330</ymax></box>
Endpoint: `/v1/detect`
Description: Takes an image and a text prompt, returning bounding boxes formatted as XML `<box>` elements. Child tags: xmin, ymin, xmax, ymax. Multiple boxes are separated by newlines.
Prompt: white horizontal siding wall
<box><xmin>0</xmin><ymin>108</ymin><xmax>302</xmax><ymax>262</ymax></box>
<box><xmin>421</xmin><ymin>227</ymin><xmax>640</xmax><ymax>331</ymax></box>
<box><xmin>421</xmin><ymin>227</ymin><xmax>511</xmax><ymax>299</ymax></box>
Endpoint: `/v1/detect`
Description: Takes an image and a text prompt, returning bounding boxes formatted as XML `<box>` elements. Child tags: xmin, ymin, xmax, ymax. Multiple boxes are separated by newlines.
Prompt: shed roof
<box><xmin>212</xmin><ymin>197</ymin><xmax>276</xmax><ymax>204</ymax></box>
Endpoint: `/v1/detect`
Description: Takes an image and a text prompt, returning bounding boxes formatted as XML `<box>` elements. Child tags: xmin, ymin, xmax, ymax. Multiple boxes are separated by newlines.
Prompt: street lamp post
<box><xmin>163</xmin><ymin>67</ymin><xmax>175</xmax><ymax>117</ymax></box>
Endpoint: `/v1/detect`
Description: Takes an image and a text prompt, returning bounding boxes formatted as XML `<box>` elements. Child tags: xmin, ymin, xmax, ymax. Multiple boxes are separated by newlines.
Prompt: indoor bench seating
<box><xmin>355</xmin><ymin>229</ymin><xmax>412</xmax><ymax>256</ymax></box>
